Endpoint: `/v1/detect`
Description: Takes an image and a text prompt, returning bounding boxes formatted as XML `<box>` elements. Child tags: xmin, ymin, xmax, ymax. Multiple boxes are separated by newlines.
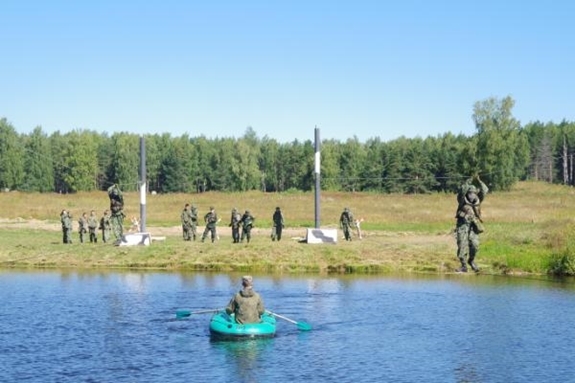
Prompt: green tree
<box><xmin>278</xmin><ymin>140</ymin><xmax>311</xmax><ymax>191</ymax></box>
<box><xmin>430</xmin><ymin>133</ymin><xmax>467</xmax><ymax>192</ymax></box>
<box><xmin>556</xmin><ymin>120</ymin><xmax>575</xmax><ymax>185</ymax></box>
<box><xmin>339</xmin><ymin>136</ymin><xmax>367</xmax><ymax>192</ymax></box>
<box><xmin>473</xmin><ymin>96</ymin><xmax>530</xmax><ymax>191</ymax></box>
<box><xmin>382</xmin><ymin>138</ymin><xmax>408</xmax><ymax>193</ymax></box>
<box><xmin>22</xmin><ymin>126</ymin><xmax>54</xmax><ymax>192</ymax></box>
<box><xmin>259</xmin><ymin>136</ymin><xmax>281</xmax><ymax>192</ymax></box>
<box><xmin>95</xmin><ymin>132</ymin><xmax>113</xmax><ymax>190</ymax></box>
<box><xmin>360</xmin><ymin>138</ymin><xmax>385</xmax><ymax>192</ymax></box>
<box><xmin>143</xmin><ymin>134</ymin><xmax>162</xmax><ymax>193</ymax></box>
<box><xmin>191</xmin><ymin>136</ymin><xmax>217</xmax><ymax>192</ymax></box>
<box><xmin>0</xmin><ymin>118</ymin><xmax>25</xmax><ymax>190</ymax></box>
<box><xmin>232</xmin><ymin>137</ymin><xmax>261</xmax><ymax>191</ymax></box>
<box><xmin>105</xmin><ymin>133</ymin><xmax>140</xmax><ymax>191</ymax></box>
<box><xmin>59</xmin><ymin>130</ymin><xmax>99</xmax><ymax>192</ymax></box>
<box><xmin>403</xmin><ymin>137</ymin><xmax>436</xmax><ymax>194</ymax></box>
<box><xmin>211</xmin><ymin>138</ymin><xmax>236</xmax><ymax>191</ymax></box>
<box><xmin>158</xmin><ymin>135</ymin><xmax>192</xmax><ymax>193</ymax></box>
<box><xmin>319</xmin><ymin>139</ymin><xmax>342</xmax><ymax>191</ymax></box>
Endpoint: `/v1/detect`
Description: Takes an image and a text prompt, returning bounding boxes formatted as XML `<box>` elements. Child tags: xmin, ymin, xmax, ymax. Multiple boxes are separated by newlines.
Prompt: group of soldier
<box><xmin>59</xmin><ymin>183</ymin><xmax>126</xmax><ymax>245</ymax></box>
<box><xmin>59</xmin><ymin>176</ymin><xmax>488</xmax><ymax>273</ymax></box>
<box><xmin>180</xmin><ymin>205</ymin><xmax>286</xmax><ymax>244</ymax></box>
<box><xmin>59</xmin><ymin>209</ymin><xmax>113</xmax><ymax>244</ymax></box>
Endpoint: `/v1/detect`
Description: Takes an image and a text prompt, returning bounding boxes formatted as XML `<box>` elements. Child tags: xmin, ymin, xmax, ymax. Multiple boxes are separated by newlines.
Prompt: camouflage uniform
<box><xmin>240</xmin><ymin>210</ymin><xmax>255</xmax><ymax>243</ymax></box>
<box><xmin>225</xmin><ymin>276</ymin><xmax>265</xmax><ymax>324</ymax></box>
<box><xmin>78</xmin><ymin>213</ymin><xmax>88</xmax><ymax>243</ymax></box>
<box><xmin>271</xmin><ymin>207</ymin><xmax>284</xmax><ymax>241</ymax></box>
<box><xmin>61</xmin><ymin>210</ymin><xmax>72</xmax><ymax>244</ymax></box>
<box><xmin>181</xmin><ymin>204</ymin><xmax>192</xmax><ymax>241</ymax></box>
<box><xmin>229</xmin><ymin>208</ymin><xmax>242</xmax><ymax>243</ymax></box>
<box><xmin>107</xmin><ymin>184</ymin><xmax>125</xmax><ymax>240</ymax></box>
<box><xmin>339</xmin><ymin>207</ymin><xmax>354</xmax><ymax>241</ymax></box>
<box><xmin>99</xmin><ymin>210</ymin><xmax>112</xmax><ymax>243</ymax></box>
<box><xmin>190</xmin><ymin>205</ymin><xmax>198</xmax><ymax>241</ymax></box>
<box><xmin>455</xmin><ymin>177</ymin><xmax>488</xmax><ymax>272</ymax></box>
<box><xmin>201</xmin><ymin>207</ymin><xmax>218</xmax><ymax>243</ymax></box>
<box><xmin>88</xmin><ymin>211</ymin><xmax>98</xmax><ymax>243</ymax></box>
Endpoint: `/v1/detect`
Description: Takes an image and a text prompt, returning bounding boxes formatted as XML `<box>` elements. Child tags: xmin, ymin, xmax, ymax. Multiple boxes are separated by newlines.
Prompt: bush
<box><xmin>546</xmin><ymin>251</ymin><xmax>575</xmax><ymax>276</ymax></box>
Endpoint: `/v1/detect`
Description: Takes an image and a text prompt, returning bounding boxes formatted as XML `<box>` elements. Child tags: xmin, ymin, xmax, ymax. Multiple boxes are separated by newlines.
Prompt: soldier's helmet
<box><xmin>466</xmin><ymin>185</ymin><xmax>479</xmax><ymax>202</ymax></box>
<box><xmin>232</xmin><ymin>207</ymin><xmax>237</xmax><ymax>212</ymax></box>
<box><xmin>245</xmin><ymin>210</ymin><xmax>250</xmax><ymax>214</ymax></box>
<box><xmin>467</xmin><ymin>185</ymin><xmax>478</xmax><ymax>193</ymax></box>
<box><xmin>276</xmin><ymin>206</ymin><xmax>280</xmax><ymax>210</ymax></box>
<box><xmin>344</xmin><ymin>207</ymin><xmax>349</xmax><ymax>212</ymax></box>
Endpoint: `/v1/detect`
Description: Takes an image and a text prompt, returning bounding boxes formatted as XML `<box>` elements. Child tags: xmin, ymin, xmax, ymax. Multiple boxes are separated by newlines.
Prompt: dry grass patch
<box><xmin>2</xmin><ymin>181</ymin><xmax>575</xmax><ymax>276</ymax></box>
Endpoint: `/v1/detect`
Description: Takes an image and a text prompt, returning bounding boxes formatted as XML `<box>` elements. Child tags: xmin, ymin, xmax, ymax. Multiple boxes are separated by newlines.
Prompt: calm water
<box><xmin>1</xmin><ymin>270</ymin><xmax>574</xmax><ymax>383</ymax></box>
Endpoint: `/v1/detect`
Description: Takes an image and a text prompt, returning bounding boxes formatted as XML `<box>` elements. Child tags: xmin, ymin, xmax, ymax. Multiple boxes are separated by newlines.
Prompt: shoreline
<box><xmin>0</xmin><ymin>219</ymin><xmax>549</xmax><ymax>277</ymax></box>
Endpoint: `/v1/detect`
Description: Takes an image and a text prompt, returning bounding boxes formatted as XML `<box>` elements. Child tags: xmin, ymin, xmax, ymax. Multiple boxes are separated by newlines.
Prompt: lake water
<box><xmin>1</xmin><ymin>270</ymin><xmax>574</xmax><ymax>383</ymax></box>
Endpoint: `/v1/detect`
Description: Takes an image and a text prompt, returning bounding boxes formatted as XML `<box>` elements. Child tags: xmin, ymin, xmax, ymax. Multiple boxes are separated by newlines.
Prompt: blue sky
<box><xmin>2</xmin><ymin>0</ymin><xmax>574</xmax><ymax>143</ymax></box>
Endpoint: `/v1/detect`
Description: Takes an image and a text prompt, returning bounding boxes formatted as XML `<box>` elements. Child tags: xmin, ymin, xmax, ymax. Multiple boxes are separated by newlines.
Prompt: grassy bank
<box><xmin>1</xmin><ymin>181</ymin><xmax>575</xmax><ymax>276</ymax></box>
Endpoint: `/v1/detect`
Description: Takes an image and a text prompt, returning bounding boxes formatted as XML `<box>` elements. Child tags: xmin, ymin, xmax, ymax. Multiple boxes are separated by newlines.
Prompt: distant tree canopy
<box><xmin>1</xmin><ymin>97</ymin><xmax>575</xmax><ymax>193</ymax></box>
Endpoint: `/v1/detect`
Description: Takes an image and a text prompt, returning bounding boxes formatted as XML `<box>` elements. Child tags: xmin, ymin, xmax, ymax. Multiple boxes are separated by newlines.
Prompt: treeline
<box><xmin>1</xmin><ymin>96</ymin><xmax>575</xmax><ymax>194</ymax></box>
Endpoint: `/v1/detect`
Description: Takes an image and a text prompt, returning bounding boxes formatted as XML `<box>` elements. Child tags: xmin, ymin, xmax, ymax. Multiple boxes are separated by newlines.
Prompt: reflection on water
<box><xmin>211</xmin><ymin>338</ymin><xmax>275</xmax><ymax>383</ymax></box>
<box><xmin>0</xmin><ymin>270</ymin><xmax>574</xmax><ymax>383</ymax></box>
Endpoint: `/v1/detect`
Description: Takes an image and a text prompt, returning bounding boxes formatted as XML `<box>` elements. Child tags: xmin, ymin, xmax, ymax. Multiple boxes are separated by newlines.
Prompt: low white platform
<box><xmin>116</xmin><ymin>232</ymin><xmax>152</xmax><ymax>246</ymax></box>
<box><xmin>305</xmin><ymin>228</ymin><xmax>338</xmax><ymax>244</ymax></box>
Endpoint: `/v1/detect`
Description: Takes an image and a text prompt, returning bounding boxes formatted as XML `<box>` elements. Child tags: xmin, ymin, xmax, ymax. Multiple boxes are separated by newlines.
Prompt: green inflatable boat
<box><xmin>209</xmin><ymin>311</ymin><xmax>276</xmax><ymax>339</ymax></box>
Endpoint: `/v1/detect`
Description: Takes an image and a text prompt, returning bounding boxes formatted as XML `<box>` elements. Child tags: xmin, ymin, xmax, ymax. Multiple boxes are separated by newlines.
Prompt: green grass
<box><xmin>2</xmin><ymin>181</ymin><xmax>575</xmax><ymax>277</ymax></box>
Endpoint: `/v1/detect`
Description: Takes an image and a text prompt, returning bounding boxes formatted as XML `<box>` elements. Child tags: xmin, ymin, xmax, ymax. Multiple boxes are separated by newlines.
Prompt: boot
<box><xmin>456</xmin><ymin>260</ymin><xmax>467</xmax><ymax>273</ymax></box>
<box><xmin>468</xmin><ymin>260</ymin><xmax>480</xmax><ymax>272</ymax></box>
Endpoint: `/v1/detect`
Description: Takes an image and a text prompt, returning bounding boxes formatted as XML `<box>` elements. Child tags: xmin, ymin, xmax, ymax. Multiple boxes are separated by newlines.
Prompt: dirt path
<box><xmin>0</xmin><ymin>218</ymin><xmax>306</xmax><ymax>238</ymax></box>
<box><xmin>0</xmin><ymin>218</ymin><xmax>453</xmax><ymax>246</ymax></box>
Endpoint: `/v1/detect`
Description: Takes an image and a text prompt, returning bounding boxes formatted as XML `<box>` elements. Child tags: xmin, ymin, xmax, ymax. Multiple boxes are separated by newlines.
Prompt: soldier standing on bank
<box><xmin>339</xmin><ymin>207</ymin><xmax>355</xmax><ymax>241</ymax></box>
<box><xmin>271</xmin><ymin>207</ymin><xmax>284</xmax><ymax>241</ymax></box>
<box><xmin>78</xmin><ymin>212</ymin><xmax>88</xmax><ymax>243</ymax></box>
<box><xmin>88</xmin><ymin>210</ymin><xmax>98</xmax><ymax>243</ymax></box>
<box><xmin>181</xmin><ymin>203</ymin><xmax>193</xmax><ymax>241</ymax></box>
<box><xmin>201</xmin><ymin>206</ymin><xmax>218</xmax><ymax>243</ymax></box>
<box><xmin>240</xmin><ymin>210</ymin><xmax>255</xmax><ymax>243</ymax></box>
<box><xmin>229</xmin><ymin>208</ymin><xmax>242</xmax><ymax>243</ymax></box>
<box><xmin>190</xmin><ymin>204</ymin><xmax>199</xmax><ymax>241</ymax></box>
<box><xmin>99</xmin><ymin>210</ymin><xmax>112</xmax><ymax>243</ymax></box>
<box><xmin>60</xmin><ymin>210</ymin><xmax>72</xmax><ymax>244</ymax></box>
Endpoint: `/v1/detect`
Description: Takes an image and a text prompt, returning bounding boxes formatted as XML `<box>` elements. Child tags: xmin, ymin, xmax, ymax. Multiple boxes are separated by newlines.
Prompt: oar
<box><xmin>266</xmin><ymin>310</ymin><xmax>312</xmax><ymax>331</ymax></box>
<box><xmin>176</xmin><ymin>308</ymin><xmax>222</xmax><ymax>318</ymax></box>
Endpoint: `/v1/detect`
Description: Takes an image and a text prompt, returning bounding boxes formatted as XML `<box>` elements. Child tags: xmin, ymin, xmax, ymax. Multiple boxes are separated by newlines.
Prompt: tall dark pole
<box><xmin>139</xmin><ymin>136</ymin><xmax>147</xmax><ymax>233</ymax></box>
<box><xmin>314</xmin><ymin>127</ymin><xmax>321</xmax><ymax>228</ymax></box>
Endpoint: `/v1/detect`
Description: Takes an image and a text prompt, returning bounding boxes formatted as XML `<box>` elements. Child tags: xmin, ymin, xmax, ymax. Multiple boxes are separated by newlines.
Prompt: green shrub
<box><xmin>546</xmin><ymin>251</ymin><xmax>575</xmax><ymax>276</ymax></box>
